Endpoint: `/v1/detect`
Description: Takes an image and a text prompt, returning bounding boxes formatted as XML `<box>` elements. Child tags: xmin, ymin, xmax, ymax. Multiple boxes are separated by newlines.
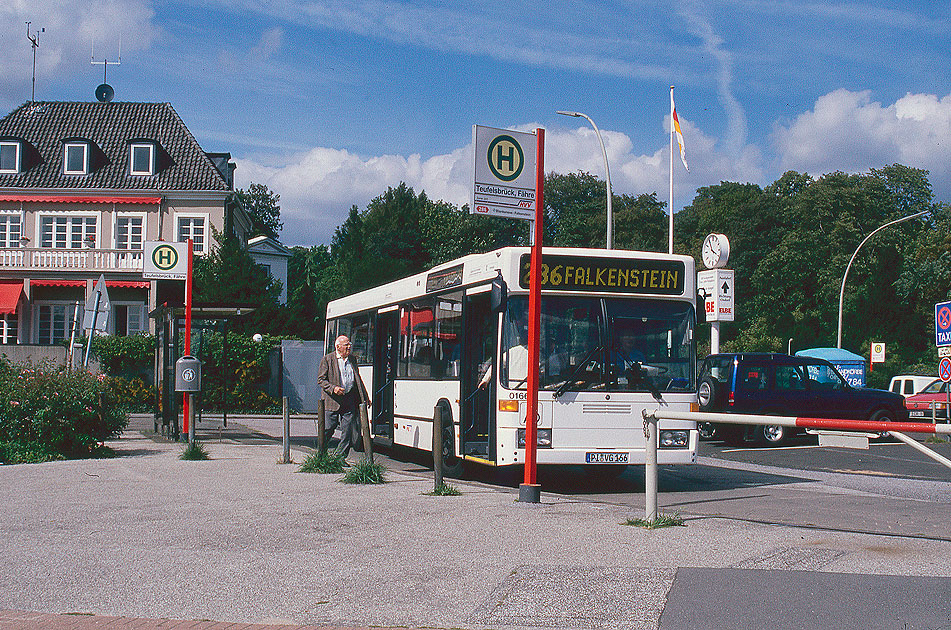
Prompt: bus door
<box><xmin>372</xmin><ymin>309</ymin><xmax>399</xmax><ymax>439</ymax></box>
<box><xmin>460</xmin><ymin>291</ymin><xmax>497</xmax><ymax>461</ymax></box>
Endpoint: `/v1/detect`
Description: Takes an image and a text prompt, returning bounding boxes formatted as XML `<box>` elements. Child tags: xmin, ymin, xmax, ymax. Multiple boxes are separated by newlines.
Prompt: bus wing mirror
<box><xmin>491</xmin><ymin>276</ymin><xmax>508</xmax><ymax>313</ymax></box>
<box><xmin>696</xmin><ymin>291</ymin><xmax>707</xmax><ymax>324</ymax></box>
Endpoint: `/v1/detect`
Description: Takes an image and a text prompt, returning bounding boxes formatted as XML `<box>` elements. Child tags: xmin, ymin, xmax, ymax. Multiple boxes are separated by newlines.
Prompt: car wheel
<box><xmin>698</xmin><ymin>422</ymin><xmax>717</xmax><ymax>440</ymax></box>
<box><xmin>869</xmin><ymin>408</ymin><xmax>896</xmax><ymax>423</ymax></box>
<box><xmin>759</xmin><ymin>424</ymin><xmax>788</xmax><ymax>445</ymax></box>
<box><xmin>698</xmin><ymin>376</ymin><xmax>718</xmax><ymax>411</ymax></box>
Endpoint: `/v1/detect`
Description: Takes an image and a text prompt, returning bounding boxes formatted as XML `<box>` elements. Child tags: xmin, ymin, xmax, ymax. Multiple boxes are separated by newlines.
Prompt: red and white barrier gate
<box><xmin>640</xmin><ymin>409</ymin><xmax>951</xmax><ymax>523</ymax></box>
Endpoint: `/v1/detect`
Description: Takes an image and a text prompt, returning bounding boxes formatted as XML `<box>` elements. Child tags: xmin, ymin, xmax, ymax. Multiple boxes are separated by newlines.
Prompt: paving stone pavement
<box><xmin>1</xmin><ymin>415</ymin><xmax>949</xmax><ymax>630</ymax></box>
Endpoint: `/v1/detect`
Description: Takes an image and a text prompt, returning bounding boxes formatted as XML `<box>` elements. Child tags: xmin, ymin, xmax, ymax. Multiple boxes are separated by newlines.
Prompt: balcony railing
<box><xmin>0</xmin><ymin>247</ymin><xmax>144</xmax><ymax>272</ymax></box>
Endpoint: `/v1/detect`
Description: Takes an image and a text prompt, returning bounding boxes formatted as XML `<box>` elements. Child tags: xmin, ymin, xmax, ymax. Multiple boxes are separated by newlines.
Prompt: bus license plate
<box><xmin>586</xmin><ymin>452</ymin><xmax>628</xmax><ymax>464</ymax></box>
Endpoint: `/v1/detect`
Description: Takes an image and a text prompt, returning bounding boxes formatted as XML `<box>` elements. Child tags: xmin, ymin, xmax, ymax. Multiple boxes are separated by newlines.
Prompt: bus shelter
<box><xmin>150</xmin><ymin>303</ymin><xmax>255</xmax><ymax>440</ymax></box>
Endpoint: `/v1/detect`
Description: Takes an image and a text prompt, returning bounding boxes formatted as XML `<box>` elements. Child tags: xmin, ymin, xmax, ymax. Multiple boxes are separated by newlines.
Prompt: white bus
<box><xmin>325</xmin><ymin>246</ymin><xmax>699</xmax><ymax>476</ymax></box>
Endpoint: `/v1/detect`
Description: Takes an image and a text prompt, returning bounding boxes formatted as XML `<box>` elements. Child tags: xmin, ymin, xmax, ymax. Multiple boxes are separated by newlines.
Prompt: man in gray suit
<box><xmin>317</xmin><ymin>335</ymin><xmax>369</xmax><ymax>458</ymax></box>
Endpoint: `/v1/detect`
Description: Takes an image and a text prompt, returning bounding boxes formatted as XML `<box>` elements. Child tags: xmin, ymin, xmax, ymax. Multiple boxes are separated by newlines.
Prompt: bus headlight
<box><xmin>659</xmin><ymin>430</ymin><xmax>689</xmax><ymax>448</ymax></box>
<box><xmin>517</xmin><ymin>428</ymin><xmax>552</xmax><ymax>448</ymax></box>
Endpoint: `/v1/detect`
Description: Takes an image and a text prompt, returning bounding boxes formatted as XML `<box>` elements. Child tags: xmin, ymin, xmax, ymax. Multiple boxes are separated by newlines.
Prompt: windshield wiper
<box><xmin>553</xmin><ymin>345</ymin><xmax>603</xmax><ymax>399</ymax></box>
<box><xmin>627</xmin><ymin>362</ymin><xmax>663</xmax><ymax>401</ymax></box>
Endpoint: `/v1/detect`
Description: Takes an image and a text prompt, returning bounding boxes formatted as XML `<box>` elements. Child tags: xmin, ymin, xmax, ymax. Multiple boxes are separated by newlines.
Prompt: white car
<box><xmin>889</xmin><ymin>375</ymin><xmax>938</xmax><ymax>397</ymax></box>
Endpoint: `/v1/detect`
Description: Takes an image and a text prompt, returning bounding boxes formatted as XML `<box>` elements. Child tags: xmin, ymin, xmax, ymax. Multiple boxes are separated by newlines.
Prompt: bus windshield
<box><xmin>501</xmin><ymin>296</ymin><xmax>694</xmax><ymax>394</ymax></box>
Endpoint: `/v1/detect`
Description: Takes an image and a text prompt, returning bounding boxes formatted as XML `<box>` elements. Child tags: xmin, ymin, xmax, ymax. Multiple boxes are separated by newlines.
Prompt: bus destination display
<box><xmin>518</xmin><ymin>254</ymin><xmax>685</xmax><ymax>295</ymax></box>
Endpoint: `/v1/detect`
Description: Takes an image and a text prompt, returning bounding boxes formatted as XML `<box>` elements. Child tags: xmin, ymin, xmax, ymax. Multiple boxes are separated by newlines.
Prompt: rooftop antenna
<box><xmin>91</xmin><ymin>37</ymin><xmax>120</xmax><ymax>102</ymax></box>
<box><xmin>26</xmin><ymin>22</ymin><xmax>44</xmax><ymax>103</ymax></box>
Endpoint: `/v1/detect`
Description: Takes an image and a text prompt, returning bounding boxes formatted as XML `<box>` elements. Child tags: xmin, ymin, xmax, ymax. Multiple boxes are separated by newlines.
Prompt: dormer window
<box><xmin>0</xmin><ymin>141</ymin><xmax>20</xmax><ymax>174</ymax></box>
<box><xmin>63</xmin><ymin>142</ymin><xmax>89</xmax><ymax>175</ymax></box>
<box><xmin>130</xmin><ymin>143</ymin><xmax>155</xmax><ymax>176</ymax></box>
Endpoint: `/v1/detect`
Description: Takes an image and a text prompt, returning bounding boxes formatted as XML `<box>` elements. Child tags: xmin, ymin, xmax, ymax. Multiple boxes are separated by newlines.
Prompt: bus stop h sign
<box><xmin>936</xmin><ymin>300</ymin><xmax>951</xmax><ymax>347</ymax></box>
<box><xmin>470</xmin><ymin>125</ymin><xmax>538</xmax><ymax>221</ymax></box>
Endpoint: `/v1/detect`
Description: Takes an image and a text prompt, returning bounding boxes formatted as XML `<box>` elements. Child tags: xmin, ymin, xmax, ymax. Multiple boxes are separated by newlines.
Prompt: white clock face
<box><xmin>702</xmin><ymin>233</ymin><xmax>729</xmax><ymax>268</ymax></box>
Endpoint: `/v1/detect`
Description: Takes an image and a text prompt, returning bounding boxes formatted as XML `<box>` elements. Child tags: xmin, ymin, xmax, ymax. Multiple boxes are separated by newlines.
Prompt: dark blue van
<box><xmin>697</xmin><ymin>353</ymin><xmax>908</xmax><ymax>445</ymax></box>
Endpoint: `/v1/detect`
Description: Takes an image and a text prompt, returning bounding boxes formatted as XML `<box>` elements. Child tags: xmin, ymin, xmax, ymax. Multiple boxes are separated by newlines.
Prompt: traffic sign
<box><xmin>471</xmin><ymin>125</ymin><xmax>537</xmax><ymax>221</ymax></box>
<box><xmin>936</xmin><ymin>300</ymin><xmax>951</xmax><ymax>347</ymax></box>
<box><xmin>143</xmin><ymin>241</ymin><xmax>188</xmax><ymax>280</ymax></box>
<box><xmin>870</xmin><ymin>342</ymin><xmax>885</xmax><ymax>364</ymax></box>
<box><xmin>82</xmin><ymin>274</ymin><xmax>110</xmax><ymax>331</ymax></box>
<box><xmin>697</xmin><ymin>269</ymin><xmax>735</xmax><ymax>322</ymax></box>
<box><xmin>939</xmin><ymin>357</ymin><xmax>951</xmax><ymax>383</ymax></box>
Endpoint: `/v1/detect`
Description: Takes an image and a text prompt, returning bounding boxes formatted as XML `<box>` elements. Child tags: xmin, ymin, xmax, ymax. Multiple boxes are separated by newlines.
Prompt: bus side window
<box><xmin>434</xmin><ymin>294</ymin><xmax>462</xmax><ymax>379</ymax></box>
<box><xmin>402</xmin><ymin>300</ymin><xmax>435</xmax><ymax>378</ymax></box>
<box><xmin>351</xmin><ymin>313</ymin><xmax>373</xmax><ymax>365</ymax></box>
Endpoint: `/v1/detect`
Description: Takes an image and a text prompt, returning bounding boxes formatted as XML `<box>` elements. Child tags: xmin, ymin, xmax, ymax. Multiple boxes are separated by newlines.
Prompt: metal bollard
<box><xmin>433</xmin><ymin>404</ymin><xmax>444</xmax><ymax>490</ymax></box>
<box><xmin>359</xmin><ymin>403</ymin><xmax>373</xmax><ymax>463</ymax></box>
<box><xmin>281</xmin><ymin>396</ymin><xmax>291</xmax><ymax>464</ymax></box>
<box><xmin>317</xmin><ymin>398</ymin><xmax>326</xmax><ymax>456</ymax></box>
<box><xmin>642</xmin><ymin>410</ymin><xmax>658</xmax><ymax>523</ymax></box>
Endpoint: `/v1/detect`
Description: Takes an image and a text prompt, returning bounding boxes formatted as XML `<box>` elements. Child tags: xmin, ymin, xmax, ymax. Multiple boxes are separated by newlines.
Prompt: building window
<box><xmin>0</xmin><ymin>314</ymin><xmax>18</xmax><ymax>344</ymax></box>
<box><xmin>41</xmin><ymin>215</ymin><xmax>97</xmax><ymax>249</ymax></box>
<box><xmin>63</xmin><ymin>143</ymin><xmax>89</xmax><ymax>175</ymax></box>
<box><xmin>0</xmin><ymin>141</ymin><xmax>20</xmax><ymax>174</ymax></box>
<box><xmin>115</xmin><ymin>215</ymin><xmax>144</xmax><ymax>250</ymax></box>
<box><xmin>0</xmin><ymin>214</ymin><xmax>22</xmax><ymax>247</ymax></box>
<box><xmin>130</xmin><ymin>143</ymin><xmax>154</xmax><ymax>176</ymax></box>
<box><xmin>113</xmin><ymin>303</ymin><xmax>146</xmax><ymax>336</ymax></box>
<box><xmin>177</xmin><ymin>216</ymin><xmax>207</xmax><ymax>254</ymax></box>
<box><xmin>36</xmin><ymin>303</ymin><xmax>71</xmax><ymax>345</ymax></box>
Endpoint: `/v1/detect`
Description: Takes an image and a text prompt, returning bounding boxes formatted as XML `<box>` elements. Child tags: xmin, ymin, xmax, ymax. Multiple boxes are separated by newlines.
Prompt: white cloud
<box><xmin>772</xmin><ymin>89</ymin><xmax>951</xmax><ymax>198</ymax></box>
<box><xmin>235</xmin><ymin>116</ymin><xmax>767</xmax><ymax>247</ymax></box>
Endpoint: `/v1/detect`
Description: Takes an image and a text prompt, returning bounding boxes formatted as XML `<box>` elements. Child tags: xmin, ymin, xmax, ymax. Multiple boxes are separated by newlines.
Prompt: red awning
<box><xmin>30</xmin><ymin>279</ymin><xmax>86</xmax><ymax>287</ymax></box>
<box><xmin>0</xmin><ymin>195</ymin><xmax>161</xmax><ymax>205</ymax></box>
<box><xmin>106</xmin><ymin>280</ymin><xmax>149</xmax><ymax>289</ymax></box>
<box><xmin>0</xmin><ymin>281</ymin><xmax>23</xmax><ymax>315</ymax></box>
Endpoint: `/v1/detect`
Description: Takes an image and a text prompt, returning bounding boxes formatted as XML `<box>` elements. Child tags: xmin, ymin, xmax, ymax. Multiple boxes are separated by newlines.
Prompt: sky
<box><xmin>2</xmin><ymin>1</ymin><xmax>950</xmax><ymax>248</ymax></box>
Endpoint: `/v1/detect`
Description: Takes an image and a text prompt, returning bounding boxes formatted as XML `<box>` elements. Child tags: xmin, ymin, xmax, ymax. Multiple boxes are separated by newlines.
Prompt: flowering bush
<box><xmin>0</xmin><ymin>359</ymin><xmax>127</xmax><ymax>462</ymax></box>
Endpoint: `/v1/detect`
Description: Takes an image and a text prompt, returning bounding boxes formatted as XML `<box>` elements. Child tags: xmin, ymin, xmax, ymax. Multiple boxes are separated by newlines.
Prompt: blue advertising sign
<box><xmin>936</xmin><ymin>300</ymin><xmax>951</xmax><ymax>347</ymax></box>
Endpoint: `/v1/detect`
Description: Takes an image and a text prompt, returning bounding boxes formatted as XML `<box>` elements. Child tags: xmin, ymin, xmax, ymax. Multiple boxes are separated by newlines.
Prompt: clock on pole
<box><xmin>702</xmin><ymin>233</ymin><xmax>730</xmax><ymax>269</ymax></box>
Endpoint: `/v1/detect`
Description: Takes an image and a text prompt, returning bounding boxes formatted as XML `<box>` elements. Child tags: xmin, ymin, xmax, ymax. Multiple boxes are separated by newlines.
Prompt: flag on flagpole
<box><xmin>671</xmin><ymin>92</ymin><xmax>689</xmax><ymax>172</ymax></box>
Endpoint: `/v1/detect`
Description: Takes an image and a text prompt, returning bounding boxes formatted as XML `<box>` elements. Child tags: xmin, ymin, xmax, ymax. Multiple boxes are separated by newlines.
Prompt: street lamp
<box><xmin>556</xmin><ymin>110</ymin><xmax>613</xmax><ymax>249</ymax></box>
<box><xmin>836</xmin><ymin>210</ymin><xmax>929</xmax><ymax>348</ymax></box>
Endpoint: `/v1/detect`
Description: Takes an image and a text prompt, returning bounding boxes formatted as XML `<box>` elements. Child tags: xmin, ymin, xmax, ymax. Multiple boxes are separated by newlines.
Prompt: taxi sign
<box><xmin>936</xmin><ymin>300</ymin><xmax>951</xmax><ymax>347</ymax></box>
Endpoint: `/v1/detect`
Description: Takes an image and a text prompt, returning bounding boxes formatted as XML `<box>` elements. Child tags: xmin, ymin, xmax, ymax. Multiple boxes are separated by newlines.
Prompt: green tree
<box><xmin>192</xmin><ymin>228</ymin><xmax>282</xmax><ymax>335</ymax></box>
<box><xmin>235</xmin><ymin>182</ymin><xmax>283</xmax><ymax>238</ymax></box>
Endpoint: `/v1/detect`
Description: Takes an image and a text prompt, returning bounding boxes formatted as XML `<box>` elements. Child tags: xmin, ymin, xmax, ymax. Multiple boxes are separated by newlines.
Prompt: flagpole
<box><xmin>669</xmin><ymin>86</ymin><xmax>674</xmax><ymax>255</ymax></box>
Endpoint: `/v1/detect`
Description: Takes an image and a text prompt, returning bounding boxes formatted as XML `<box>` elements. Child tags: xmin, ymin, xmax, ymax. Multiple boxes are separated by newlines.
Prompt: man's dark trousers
<box><xmin>325</xmin><ymin>389</ymin><xmax>360</xmax><ymax>457</ymax></box>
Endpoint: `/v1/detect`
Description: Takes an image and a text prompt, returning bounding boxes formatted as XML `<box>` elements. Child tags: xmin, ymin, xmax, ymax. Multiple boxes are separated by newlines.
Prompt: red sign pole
<box><xmin>520</xmin><ymin>129</ymin><xmax>544</xmax><ymax>503</ymax></box>
<box><xmin>182</xmin><ymin>239</ymin><xmax>194</xmax><ymax>440</ymax></box>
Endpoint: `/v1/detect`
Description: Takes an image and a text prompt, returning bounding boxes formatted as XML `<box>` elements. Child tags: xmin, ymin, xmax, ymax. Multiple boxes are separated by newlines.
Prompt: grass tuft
<box><xmin>179</xmin><ymin>441</ymin><xmax>210</xmax><ymax>461</ymax></box>
<box><xmin>427</xmin><ymin>482</ymin><xmax>462</xmax><ymax>496</ymax></box>
<box><xmin>341</xmin><ymin>458</ymin><xmax>387</xmax><ymax>484</ymax></box>
<box><xmin>298</xmin><ymin>451</ymin><xmax>345</xmax><ymax>474</ymax></box>
<box><xmin>625</xmin><ymin>513</ymin><xmax>685</xmax><ymax>529</ymax></box>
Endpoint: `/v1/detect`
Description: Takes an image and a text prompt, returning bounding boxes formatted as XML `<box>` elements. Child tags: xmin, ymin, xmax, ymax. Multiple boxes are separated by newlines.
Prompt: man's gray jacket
<box><xmin>317</xmin><ymin>352</ymin><xmax>369</xmax><ymax>412</ymax></box>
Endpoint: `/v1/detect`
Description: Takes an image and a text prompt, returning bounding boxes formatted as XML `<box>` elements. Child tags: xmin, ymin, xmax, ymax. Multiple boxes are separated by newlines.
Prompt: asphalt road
<box><xmin>701</xmin><ymin>434</ymin><xmax>951</xmax><ymax>481</ymax></box>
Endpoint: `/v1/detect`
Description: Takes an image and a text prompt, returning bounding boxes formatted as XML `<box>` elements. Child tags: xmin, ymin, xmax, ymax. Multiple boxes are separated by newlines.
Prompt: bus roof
<box><xmin>326</xmin><ymin>246</ymin><xmax>696</xmax><ymax>318</ymax></box>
